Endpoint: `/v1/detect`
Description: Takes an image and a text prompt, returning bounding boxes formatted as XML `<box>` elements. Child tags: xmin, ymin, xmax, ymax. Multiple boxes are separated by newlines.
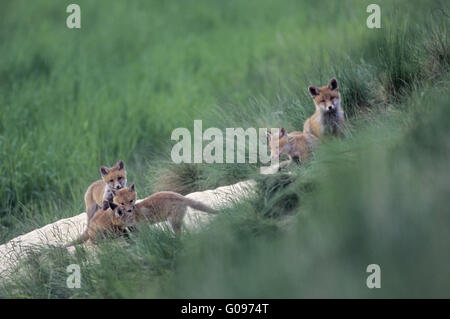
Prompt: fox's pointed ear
<box><xmin>100</xmin><ymin>166</ymin><xmax>110</xmax><ymax>177</ymax></box>
<box><xmin>102</xmin><ymin>200</ymin><xmax>110</xmax><ymax>211</ymax></box>
<box><xmin>308</xmin><ymin>85</ymin><xmax>319</xmax><ymax>97</ymax></box>
<box><xmin>328</xmin><ymin>78</ymin><xmax>338</xmax><ymax>90</ymax></box>
<box><xmin>129</xmin><ymin>183</ymin><xmax>135</xmax><ymax>192</ymax></box>
<box><xmin>279</xmin><ymin>127</ymin><xmax>286</xmax><ymax>138</ymax></box>
<box><xmin>109</xmin><ymin>202</ymin><xmax>118</xmax><ymax>211</ymax></box>
<box><xmin>116</xmin><ymin>160</ymin><xmax>125</xmax><ymax>170</ymax></box>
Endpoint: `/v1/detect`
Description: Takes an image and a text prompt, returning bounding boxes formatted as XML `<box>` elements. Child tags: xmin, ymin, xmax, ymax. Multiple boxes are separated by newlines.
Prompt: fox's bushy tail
<box><xmin>185</xmin><ymin>198</ymin><xmax>216</xmax><ymax>214</ymax></box>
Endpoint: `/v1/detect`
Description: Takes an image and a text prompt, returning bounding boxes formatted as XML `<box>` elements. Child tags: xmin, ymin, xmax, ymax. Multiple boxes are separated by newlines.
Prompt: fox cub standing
<box><xmin>111</xmin><ymin>184</ymin><xmax>216</xmax><ymax>235</ymax></box>
<box><xmin>84</xmin><ymin>160</ymin><xmax>127</xmax><ymax>213</ymax></box>
<box><xmin>267</xmin><ymin>127</ymin><xmax>318</xmax><ymax>164</ymax></box>
<box><xmin>66</xmin><ymin>200</ymin><xmax>134</xmax><ymax>246</ymax></box>
<box><xmin>303</xmin><ymin>77</ymin><xmax>345</xmax><ymax>138</ymax></box>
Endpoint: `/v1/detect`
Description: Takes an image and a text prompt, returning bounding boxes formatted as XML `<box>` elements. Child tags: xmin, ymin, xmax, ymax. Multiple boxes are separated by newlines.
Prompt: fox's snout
<box><xmin>126</xmin><ymin>204</ymin><xmax>136</xmax><ymax>213</ymax></box>
<box><xmin>325</xmin><ymin>103</ymin><xmax>337</xmax><ymax>112</ymax></box>
<box><xmin>114</xmin><ymin>180</ymin><xmax>127</xmax><ymax>190</ymax></box>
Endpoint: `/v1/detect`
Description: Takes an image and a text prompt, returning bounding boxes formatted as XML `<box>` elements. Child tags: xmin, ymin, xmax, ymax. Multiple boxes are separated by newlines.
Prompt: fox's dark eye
<box><xmin>118</xmin><ymin>177</ymin><xmax>122</xmax><ymax>180</ymax></box>
<box><xmin>109</xmin><ymin>179</ymin><xmax>113</xmax><ymax>183</ymax></box>
<box><xmin>129</xmin><ymin>200</ymin><xmax>133</xmax><ymax>203</ymax></box>
<box><xmin>121</xmin><ymin>203</ymin><xmax>125</xmax><ymax>205</ymax></box>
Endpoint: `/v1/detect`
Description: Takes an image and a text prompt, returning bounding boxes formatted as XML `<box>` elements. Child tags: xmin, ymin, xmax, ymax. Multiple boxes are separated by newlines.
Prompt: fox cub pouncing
<box><xmin>303</xmin><ymin>77</ymin><xmax>345</xmax><ymax>138</ymax></box>
<box><xmin>112</xmin><ymin>185</ymin><xmax>216</xmax><ymax>235</ymax></box>
<box><xmin>84</xmin><ymin>160</ymin><xmax>127</xmax><ymax>213</ymax></box>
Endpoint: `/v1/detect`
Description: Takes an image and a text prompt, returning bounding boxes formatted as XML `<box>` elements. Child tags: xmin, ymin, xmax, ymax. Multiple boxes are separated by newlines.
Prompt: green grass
<box><xmin>1</xmin><ymin>0</ymin><xmax>449</xmax><ymax>298</ymax></box>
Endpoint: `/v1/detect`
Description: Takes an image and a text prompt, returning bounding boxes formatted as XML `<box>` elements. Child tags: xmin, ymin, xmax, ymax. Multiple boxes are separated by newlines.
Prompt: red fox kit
<box><xmin>303</xmin><ymin>78</ymin><xmax>345</xmax><ymax>138</ymax></box>
<box><xmin>84</xmin><ymin>160</ymin><xmax>127</xmax><ymax>213</ymax></box>
<box><xmin>267</xmin><ymin>127</ymin><xmax>318</xmax><ymax>164</ymax></box>
<box><xmin>112</xmin><ymin>185</ymin><xmax>216</xmax><ymax>235</ymax></box>
<box><xmin>66</xmin><ymin>200</ymin><xmax>135</xmax><ymax>246</ymax></box>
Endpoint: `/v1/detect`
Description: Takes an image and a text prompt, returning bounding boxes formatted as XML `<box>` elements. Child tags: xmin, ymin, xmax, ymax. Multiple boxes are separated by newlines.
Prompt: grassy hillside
<box><xmin>0</xmin><ymin>0</ymin><xmax>399</xmax><ymax>240</ymax></box>
<box><xmin>1</xmin><ymin>0</ymin><xmax>449</xmax><ymax>298</ymax></box>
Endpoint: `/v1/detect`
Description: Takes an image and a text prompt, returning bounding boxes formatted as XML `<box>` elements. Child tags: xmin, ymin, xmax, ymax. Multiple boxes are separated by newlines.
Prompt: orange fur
<box><xmin>66</xmin><ymin>200</ymin><xmax>134</xmax><ymax>246</ymax></box>
<box><xmin>86</xmin><ymin>201</ymin><xmax>134</xmax><ymax>242</ymax></box>
<box><xmin>135</xmin><ymin>191</ymin><xmax>215</xmax><ymax>235</ymax></box>
<box><xmin>267</xmin><ymin>127</ymin><xmax>318</xmax><ymax>164</ymax></box>
<box><xmin>303</xmin><ymin>78</ymin><xmax>345</xmax><ymax>138</ymax></box>
<box><xmin>112</xmin><ymin>185</ymin><xmax>215</xmax><ymax>235</ymax></box>
<box><xmin>84</xmin><ymin>160</ymin><xmax>127</xmax><ymax>213</ymax></box>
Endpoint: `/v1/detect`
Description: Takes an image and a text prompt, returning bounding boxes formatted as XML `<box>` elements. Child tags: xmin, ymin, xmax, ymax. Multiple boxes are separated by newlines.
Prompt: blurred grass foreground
<box><xmin>0</xmin><ymin>0</ymin><xmax>449</xmax><ymax>298</ymax></box>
